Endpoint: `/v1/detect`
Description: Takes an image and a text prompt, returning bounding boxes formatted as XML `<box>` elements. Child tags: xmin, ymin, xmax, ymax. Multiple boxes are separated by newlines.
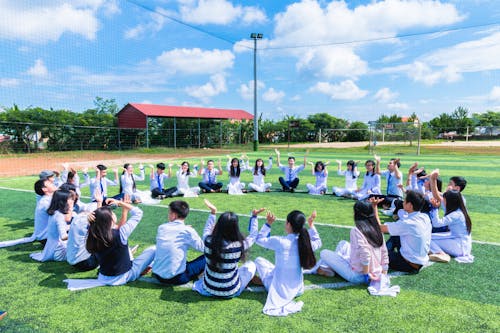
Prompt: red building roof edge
<box><xmin>120</xmin><ymin>103</ymin><xmax>253</xmax><ymax>120</ymax></box>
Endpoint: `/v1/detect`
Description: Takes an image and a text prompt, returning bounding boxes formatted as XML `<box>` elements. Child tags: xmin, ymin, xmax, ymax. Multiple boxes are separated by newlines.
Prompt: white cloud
<box><xmin>0</xmin><ymin>2</ymin><xmax>101</xmax><ymax>43</ymax></box>
<box><xmin>179</xmin><ymin>0</ymin><xmax>266</xmax><ymax>25</ymax></box>
<box><xmin>387</xmin><ymin>102</ymin><xmax>409</xmax><ymax>110</ymax></box>
<box><xmin>374</xmin><ymin>88</ymin><xmax>398</xmax><ymax>103</ymax></box>
<box><xmin>291</xmin><ymin>95</ymin><xmax>301</xmax><ymax>101</ymax></box>
<box><xmin>186</xmin><ymin>73</ymin><xmax>227</xmax><ymax>103</ymax></box>
<box><xmin>309</xmin><ymin>80</ymin><xmax>368</xmax><ymax>100</ymax></box>
<box><xmin>262</xmin><ymin>88</ymin><xmax>285</xmax><ymax>103</ymax></box>
<box><xmin>379</xmin><ymin>31</ymin><xmax>500</xmax><ymax>85</ymax></box>
<box><xmin>238</xmin><ymin>80</ymin><xmax>265</xmax><ymax>100</ymax></box>
<box><xmin>156</xmin><ymin>48</ymin><xmax>234</xmax><ymax>75</ymax></box>
<box><xmin>263</xmin><ymin>0</ymin><xmax>464</xmax><ymax>80</ymax></box>
<box><xmin>490</xmin><ymin>86</ymin><xmax>500</xmax><ymax>102</ymax></box>
<box><xmin>296</xmin><ymin>46</ymin><xmax>368</xmax><ymax>79</ymax></box>
<box><xmin>140</xmin><ymin>100</ymin><xmax>153</xmax><ymax>104</ymax></box>
<box><xmin>0</xmin><ymin>78</ymin><xmax>20</xmax><ymax>87</ymax></box>
<box><xmin>27</xmin><ymin>59</ymin><xmax>48</xmax><ymax>77</ymax></box>
<box><xmin>124</xmin><ymin>7</ymin><xmax>168</xmax><ymax>39</ymax></box>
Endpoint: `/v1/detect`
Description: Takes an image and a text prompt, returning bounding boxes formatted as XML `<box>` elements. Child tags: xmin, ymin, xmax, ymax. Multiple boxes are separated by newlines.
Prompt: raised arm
<box><xmin>307</xmin><ymin>210</ymin><xmax>322</xmax><ymax>251</ymax></box>
<box><xmin>374</xmin><ymin>155</ymin><xmax>381</xmax><ymax>175</ymax></box>
<box><xmin>394</xmin><ymin>158</ymin><xmax>402</xmax><ymax>179</ymax></box>
<box><xmin>303</xmin><ymin>149</ymin><xmax>309</xmax><ymax>167</ymax></box>
<box><xmin>369</xmin><ymin>197</ymin><xmax>387</xmax><ymax>233</ymax></box>
<box><xmin>244</xmin><ymin>207</ymin><xmax>266</xmax><ymax>249</ymax></box>
<box><xmin>308</xmin><ymin>161</ymin><xmax>315</xmax><ymax>175</ymax></box>
<box><xmin>275</xmin><ymin>149</ymin><xmax>281</xmax><ymax>167</ymax></box>
<box><xmin>430</xmin><ymin>169</ymin><xmax>443</xmax><ymax>202</ymax></box>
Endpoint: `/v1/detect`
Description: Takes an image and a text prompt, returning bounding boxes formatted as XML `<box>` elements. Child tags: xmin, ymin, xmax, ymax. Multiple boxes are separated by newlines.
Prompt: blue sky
<box><xmin>1</xmin><ymin>0</ymin><xmax>500</xmax><ymax>122</ymax></box>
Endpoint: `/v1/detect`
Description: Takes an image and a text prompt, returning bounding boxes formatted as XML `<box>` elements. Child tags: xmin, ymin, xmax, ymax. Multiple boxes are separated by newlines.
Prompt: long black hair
<box><xmin>347</xmin><ymin>160</ymin><xmax>357</xmax><ymax>179</ymax></box>
<box><xmin>229</xmin><ymin>158</ymin><xmax>241</xmax><ymax>177</ymax></box>
<box><xmin>353</xmin><ymin>201</ymin><xmax>384</xmax><ymax>248</ymax></box>
<box><xmin>120</xmin><ymin>163</ymin><xmax>136</xmax><ymax>193</ymax></box>
<box><xmin>86</xmin><ymin>206</ymin><xmax>115</xmax><ymax>253</ymax></box>
<box><xmin>365</xmin><ymin>160</ymin><xmax>375</xmax><ymax>177</ymax></box>
<box><xmin>314</xmin><ymin>161</ymin><xmax>325</xmax><ymax>173</ymax></box>
<box><xmin>444</xmin><ymin>190</ymin><xmax>472</xmax><ymax>234</ymax></box>
<box><xmin>287</xmin><ymin>210</ymin><xmax>316</xmax><ymax>269</ymax></box>
<box><xmin>253</xmin><ymin>159</ymin><xmax>266</xmax><ymax>176</ymax></box>
<box><xmin>206</xmin><ymin>212</ymin><xmax>246</xmax><ymax>269</ymax></box>
<box><xmin>181</xmin><ymin>161</ymin><xmax>191</xmax><ymax>176</ymax></box>
<box><xmin>47</xmin><ymin>190</ymin><xmax>75</xmax><ymax>216</ymax></box>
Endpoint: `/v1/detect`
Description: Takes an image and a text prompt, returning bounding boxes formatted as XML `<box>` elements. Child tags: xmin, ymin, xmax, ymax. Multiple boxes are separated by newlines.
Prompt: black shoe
<box><xmin>290</xmin><ymin>188</ymin><xmax>295</xmax><ymax>193</ymax></box>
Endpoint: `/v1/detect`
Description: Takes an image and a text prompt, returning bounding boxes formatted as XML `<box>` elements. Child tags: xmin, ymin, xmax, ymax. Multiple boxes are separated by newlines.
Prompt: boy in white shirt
<box><xmin>275</xmin><ymin>149</ymin><xmax>307</xmax><ymax>192</ymax></box>
<box><xmin>373</xmin><ymin>190</ymin><xmax>431</xmax><ymax>273</ymax></box>
<box><xmin>152</xmin><ymin>201</ymin><xmax>206</xmax><ymax>285</ymax></box>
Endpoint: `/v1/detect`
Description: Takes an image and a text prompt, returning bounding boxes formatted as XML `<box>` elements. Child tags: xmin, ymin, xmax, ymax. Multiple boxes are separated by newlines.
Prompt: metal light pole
<box><xmin>250</xmin><ymin>33</ymin><xmax>263</xmax><ymax>151</ymax></box>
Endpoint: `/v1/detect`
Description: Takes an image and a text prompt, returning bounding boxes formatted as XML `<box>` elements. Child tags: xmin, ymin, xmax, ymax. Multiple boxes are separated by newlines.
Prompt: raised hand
<box><xmin>204</xmin><ymin>199</ymin><xmax>217</xmax><ymax>214</ymax></box>
<box><xmin>252</xmin><ymin>208</ymin><xmax>266</xmax><ymax>216</ymax></box>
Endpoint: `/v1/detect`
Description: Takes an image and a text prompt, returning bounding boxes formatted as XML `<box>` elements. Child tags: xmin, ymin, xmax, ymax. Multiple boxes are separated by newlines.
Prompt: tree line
<box><xmin>0</xmin><ymin>98</ymin><xmax>498</xmax><ymax>152</ymax></box>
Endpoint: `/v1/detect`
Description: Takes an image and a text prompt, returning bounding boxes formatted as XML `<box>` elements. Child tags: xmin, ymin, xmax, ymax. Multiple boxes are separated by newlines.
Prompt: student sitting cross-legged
<box><xmin>152</xmin><ymin>200</ymin><xmax>206</xmax><ymax>285</ymax></box>
<box><xmin>192</xmin><ymin>199</ymin><xmax>262</xmax><ymax>298</ymax></box>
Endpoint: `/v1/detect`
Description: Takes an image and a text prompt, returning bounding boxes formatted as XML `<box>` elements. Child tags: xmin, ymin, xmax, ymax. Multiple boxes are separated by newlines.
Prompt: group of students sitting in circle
<box><xmin>0</xmin><ymin>152</ymin><xmax>473</xmax><ymax>316</ymax></box>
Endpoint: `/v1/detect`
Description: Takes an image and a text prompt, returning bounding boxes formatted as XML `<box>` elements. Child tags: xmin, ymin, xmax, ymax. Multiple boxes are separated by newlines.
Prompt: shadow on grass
<box><xmin>3</xmin><ymin>218</ymin><xmax>34</xmax><ymax>232</ymax></box>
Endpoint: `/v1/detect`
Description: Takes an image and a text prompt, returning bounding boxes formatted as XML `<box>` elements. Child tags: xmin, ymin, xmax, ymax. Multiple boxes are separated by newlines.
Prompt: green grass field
<box><xmin>0</xmin><ymin>147</ymin><xmax>499</xmax><ymax>332</ymax></box>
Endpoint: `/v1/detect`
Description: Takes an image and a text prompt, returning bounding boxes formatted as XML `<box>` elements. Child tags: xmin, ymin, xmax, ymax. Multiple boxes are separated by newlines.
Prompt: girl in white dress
<box><xmin>332</xmin><ymin>160</ymin><xmax>360</xmax><ymax>197</ymax></box>
<box><xmin>254</xmin><ymin>210</ymin><xmax>322</xmax><ymax>316</ymax></box>
<box><xmin>226</xmin><ymin>156</ymin><xmax>248</xmax><ymax>195</ymax></box>
<box><xmin>306</xmin><ymin>161</ymin><xmax>329</xmax><ymax>195</ymax></box>
<box><xmin>248</xmin><ymin>157</ymin><xmax>273</xmax><ymax>192</ymax></box>
<box><xmin>118</xmin><ymin>163</ymin><xmax>145</xmax><ymax>203</ymax></box>
<box><xmin>173</xmin><ymin>161</ymin><xmax>200</xmax><ymax>197</ymax></box>
<box><xmin>354</xmin><ymin>160</ymin><xmax>381</xmax><ymax>200</ymax></box>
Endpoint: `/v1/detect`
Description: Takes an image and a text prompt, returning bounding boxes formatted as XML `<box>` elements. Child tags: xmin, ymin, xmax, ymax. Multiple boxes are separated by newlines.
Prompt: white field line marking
<box><xmin>0</xmin><ymin>186</ymin><xmax>498</xmax><ymax>246</ymax></box>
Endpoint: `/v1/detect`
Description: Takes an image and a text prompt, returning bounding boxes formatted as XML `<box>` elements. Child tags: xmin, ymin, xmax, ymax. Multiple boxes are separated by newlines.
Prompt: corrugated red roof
<box><xmin>119</xmin><ymin>103</ymin><xmax>253</xmax><ymax>120</ymax></box>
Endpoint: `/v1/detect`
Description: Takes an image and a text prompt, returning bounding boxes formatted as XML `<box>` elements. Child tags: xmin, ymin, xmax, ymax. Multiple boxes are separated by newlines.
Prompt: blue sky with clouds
<box><xmin>1</xmin><ymin>0</ymin><xmax>500</xmax><ymax>122</ymax></box>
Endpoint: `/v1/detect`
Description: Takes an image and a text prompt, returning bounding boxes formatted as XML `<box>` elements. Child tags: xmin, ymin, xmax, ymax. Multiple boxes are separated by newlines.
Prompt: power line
<box><xmin>126</xmin><ymin>1</ymin><xmax>500</xmax><ymax>52</ymax></box>
<box><xmin>260</xmin><ymin>21</ymin><xmax>500</xmax><ymax>50</ymax></box>
<box><xmin>125</xmin><ymin>0</ymin><xmax>252</xmax><ymax>49</ymax></box>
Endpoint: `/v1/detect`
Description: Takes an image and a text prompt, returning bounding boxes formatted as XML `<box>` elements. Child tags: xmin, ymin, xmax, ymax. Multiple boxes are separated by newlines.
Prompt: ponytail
<box><xmin>298</xmin><ymin>228</ymin><xmax>316</xmax><ymax>269</ymax></box>
<box><xmin>287</xmin><ymin>210</ymin><xmax>317</xmax><ymax>269</ymax></box>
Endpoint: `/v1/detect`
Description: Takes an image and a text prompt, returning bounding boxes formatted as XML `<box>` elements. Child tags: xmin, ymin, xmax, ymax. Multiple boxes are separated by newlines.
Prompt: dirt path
<box><xmin>1</xmin><ymin>141</ymin><xmax>498</xmax><ymax>177</ymax></box>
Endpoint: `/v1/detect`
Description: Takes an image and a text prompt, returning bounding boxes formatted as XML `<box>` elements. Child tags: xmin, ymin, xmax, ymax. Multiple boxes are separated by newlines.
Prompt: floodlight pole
<box><xmin>251</xmin><ymin>33</ymin><xmax>263</xmax><ymax>151</ymax></box>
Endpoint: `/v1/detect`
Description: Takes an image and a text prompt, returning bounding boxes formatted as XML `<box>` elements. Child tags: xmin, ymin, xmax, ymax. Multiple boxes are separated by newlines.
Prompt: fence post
<box><xmin>466</xmin><ymin>127</ymin><xmax>469</xmax><ymax>142</ymax></box>
<box><xmin>117</xmin><ymin>128</ymin><xmax>121</xmax><ymax>150</ymax></box>
<box><xmin>174</xmin><ymin>117</ymin><xmax>177</xmax><ymax>149</ymax></box>
<box><xmin>318</xmin><ymin>128</ymin><xmax>321</xmax><ymax>143</ymax></box>
<box><xmin>417</xmin><ymin>122</ymin><xmax>421</xmax><ymax>156</ymax></box>
<box><xmin>146</xmin><ymin>116</ymin><xmax>149</xmax><ymax>149</ymax></box>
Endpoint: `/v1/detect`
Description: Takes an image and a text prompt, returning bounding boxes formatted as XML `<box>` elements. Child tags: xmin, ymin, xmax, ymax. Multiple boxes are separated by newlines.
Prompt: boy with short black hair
<box><xmin>150</xmin><ymin>162</ymin><xmax>177</xmax><ymax>199</ymax></box>
<box><xmin>275</xmin><ymin>148</ymin><xmax>308</xmax><ymax>192</ymax></box>
<box><xmin>373</xmin><ymin>190</ymin><xmax>431</xmax><ymax>273</ymax></box>
<box><xmin>152</xmin><ymin>200</ymin><xmax>206</xmax><ymax>285</ymax></box>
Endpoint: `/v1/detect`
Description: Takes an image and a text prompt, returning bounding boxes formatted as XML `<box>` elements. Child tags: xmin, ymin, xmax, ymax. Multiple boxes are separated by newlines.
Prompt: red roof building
<box><xmin>117</xmin><ymin>103</ymin><xmax>253</xmax><ymax>129</ymax></box>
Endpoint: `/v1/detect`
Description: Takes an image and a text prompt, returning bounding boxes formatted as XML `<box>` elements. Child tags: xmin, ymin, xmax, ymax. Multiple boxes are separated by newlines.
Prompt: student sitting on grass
<box><xmin>428</xmin><ymin>183</ymin><xmax>473</xmax><ymax>263</ymax></box>
<box><xmin>198</xmin><ymin>159</ymin><xmax>223</xmax><ymax>193</ymax></box>
<box><xmin>306</xmin><ymin>160</ymin><xmax>329</xmax><ymax>195</ymax></box>
<box><xmin>226</xmin><ymin>155</ymin><xmax>249</xmax><ymax>195</ymax></box>
<box><xmin>332</xmin><ymin>159</ymin><xmax>360</xmax><ymax>197</ymax></box>
<box><xmin>152</xmin><ymin>200</ymin><xmax>205</xmax><ymax>285</ymax></box>
<box><xmin>318</xmin><ymin>201</ymin><xmax>389</xmax><ymax>284</ymax></box>
<box><xmin>374</xmin><ymin>190</ymin><xmax>431</xmax><ymax>273</ymax></box>
<box><xmin>64</xmin><ymin>198</ymin><xmax>155</xmax><ymax>290</ymax></box>
<box><xmin>30</xmin><ymin>189</ymin><xmax>76</xmax><ymax>262</ymax></box>
<box><xmin>192</xmin><ymin>200</ymin><xmax>262</xmax><ymax>298</ymax></box>
<box><xmin>150</xmin><ymin>163</ymin><xmax>177</xmax><ymax>199</ymax></box>
<box><xmin>247</xmin><ymin>157</ymin><xmax>273</xmax><ymax>192</ymax></box>
<box><xmin>275</xmin><ymin>149</ymin><xmax>308</xmax><ymax>192</ymax></box>
<box><xmin>253</xmin><ymin>209</ymin><xmax>321</xmax><ymax>316</ymax></box>
<box><xmin>172</xmin><ymin>161</ymin><xmax>200</xmax><ymax>197</ymax></box>
<box><xmin>88</xmin><ymin>164</ymin><xmax>119</xmax><ymax>202</ymax></box>
<box><xmin>353</xmin><ymin>160</ymin><xmax>381</xmax><ymax>200</ymax></box>
<box><xmin>373</xmin><ymin>155</ymin><xmax>403</xmax><ymax>207</ymax></box>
